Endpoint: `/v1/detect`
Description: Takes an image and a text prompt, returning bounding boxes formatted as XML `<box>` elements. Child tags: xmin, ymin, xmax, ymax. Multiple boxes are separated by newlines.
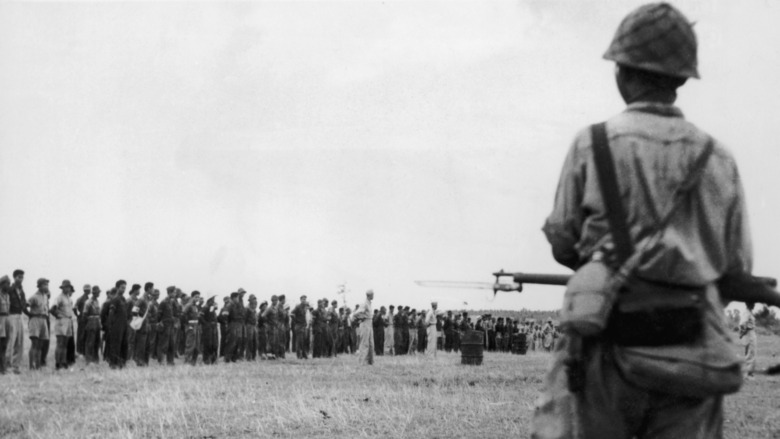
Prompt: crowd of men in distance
<box><xmin>0</xmin><ymin>269</ymin><xmax>556</xmax><ymax>374</ymax></box>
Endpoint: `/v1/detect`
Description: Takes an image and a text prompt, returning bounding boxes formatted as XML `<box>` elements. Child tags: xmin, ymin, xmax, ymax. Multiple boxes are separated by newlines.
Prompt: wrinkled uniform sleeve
<box><xmin>543</xmin><ymin>130</ymin><xmax>590</xmax><ymax>269</ymax></box>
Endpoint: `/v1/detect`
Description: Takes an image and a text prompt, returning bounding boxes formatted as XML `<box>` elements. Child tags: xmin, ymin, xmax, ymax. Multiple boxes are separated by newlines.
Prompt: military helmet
<box><xmin>604</xmin><ymin>3</ymin><xmax>699</xmax><ymax>79</ymax></box>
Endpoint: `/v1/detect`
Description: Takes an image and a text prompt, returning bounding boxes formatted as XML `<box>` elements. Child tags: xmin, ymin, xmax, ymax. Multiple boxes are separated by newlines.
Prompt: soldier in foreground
<box><xmin>533</xmin><ymin>4</ymin><xmax>752</xmax><ymax>438</ymax></box>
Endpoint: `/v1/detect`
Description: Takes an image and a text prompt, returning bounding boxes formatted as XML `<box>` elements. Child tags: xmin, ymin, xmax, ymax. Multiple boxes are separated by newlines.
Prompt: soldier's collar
<box><xmin>625</xmin><ymin>101</ymin><xmax>684</xmax><ymax>118</ymax></box>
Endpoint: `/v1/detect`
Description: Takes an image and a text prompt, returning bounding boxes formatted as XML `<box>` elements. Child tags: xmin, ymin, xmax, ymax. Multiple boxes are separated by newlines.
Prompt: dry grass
<box><xmin>1</xmin><ymin>336</ymin><xmax>779</xmax><ymax>438</ymax></box>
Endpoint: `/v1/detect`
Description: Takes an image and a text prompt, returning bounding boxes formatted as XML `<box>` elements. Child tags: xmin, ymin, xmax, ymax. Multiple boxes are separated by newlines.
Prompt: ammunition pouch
<box><xmin>607</xmin><ymin>277</ymin><xmax>704</xmax><ymax>347</ymax></box>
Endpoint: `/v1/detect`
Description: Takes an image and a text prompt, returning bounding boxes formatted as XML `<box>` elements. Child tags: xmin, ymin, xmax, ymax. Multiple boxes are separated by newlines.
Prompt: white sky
<box><xmin>1</xmin><ymin>1</ymin><xmax>778</xmax><ymax>311</ymax></box>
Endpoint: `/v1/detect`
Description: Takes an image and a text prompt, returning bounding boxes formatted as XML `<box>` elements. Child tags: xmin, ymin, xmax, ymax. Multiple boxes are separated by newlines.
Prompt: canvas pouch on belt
<box><xmin>611</xmin><ymin>285</ymin><xmax>743</xmax><ymax>398</ymax></box>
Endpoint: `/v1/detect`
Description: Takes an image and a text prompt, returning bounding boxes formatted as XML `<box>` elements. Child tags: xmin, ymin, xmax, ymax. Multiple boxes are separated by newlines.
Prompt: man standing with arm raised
<box><xmin>353</xmin><ymin>290</ymin><xmax>374</xmax><ymax>365</ymax></box>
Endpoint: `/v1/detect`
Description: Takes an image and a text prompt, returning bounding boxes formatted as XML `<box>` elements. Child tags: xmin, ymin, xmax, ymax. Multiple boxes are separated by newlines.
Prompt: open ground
<box><xmin>1</xmin><ymin>335</ymin><xmax>779</xmax><ymax>439</ymax></box>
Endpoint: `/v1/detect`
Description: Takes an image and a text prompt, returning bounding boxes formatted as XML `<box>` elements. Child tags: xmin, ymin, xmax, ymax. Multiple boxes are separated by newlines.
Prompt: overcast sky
<box><xmin>1</xmin><ymin>1</ymin><xmax>778</xmax><ymax>311</ymax></box>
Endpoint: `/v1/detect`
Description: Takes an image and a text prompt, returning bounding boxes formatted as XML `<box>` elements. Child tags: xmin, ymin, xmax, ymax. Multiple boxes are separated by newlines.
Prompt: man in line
<box><xmin>106</xmin><ymin>280</ymin><xmax>129</xmax><ymax>369</ymax></box>
<box><xmin>276</xmin><ymin>295</ymin><xmax>288</xmax><ymax>358</ymax></box>
<box><xmin>223</xmin><ymin>292</ymin><xmax>244</xmax><ymax>362</ymax></box>
<box><xmin>125</xmin><ymin>284</ymin><xmax>141</xmax><ymax>362</ymax></box>
<box><xmin>291</xmin><ymin>295</ymin><xmax>309</xmax><ymax>359</ymax></box>
<box><xmin>407</xmin><ymin>309</ymin><xmax>418</xmax><ymax>355</ymax></box>
<box><xmin>156</xmin><ymin>286</ymin><xmax>177</xmax><ymax>366</ymax></box>
<box><xmin>262</xmin><ymin>295</ymin><xmax>278</xmax><ymax>359</ymax></box>
<box><xmin>27</xmin><ymin>278</ymin><xmax>50</xmax><ymax>370</ymax></box>
<box><xmin>5</xmin><ymin>269</ymin><xmax>27</xmax><ymax>374</ymax></box>
<box><xmin>425</xmin><ymin>301</ymin><xmax>438</xmax><ymax>356</ymax></box>
<box><xmin>201</xmin><ymin>296</ymin><xmax>219</xmax><ymax>365</ymax></box>
<box><xmin>183</xmin><ymin>291</ymin><xmax>202</xmax><ymax>366</ymax></box>
<box><xmin>244</xmin><ymin>294</ymin><xmax>258</xmax><ymax>361</ymax></box>
<box><xmin>257</xmin><ymin>300</ymin><xmax>268</xmax><ymax>359</ymax></box>
<box><xmin>83</xmin><ymin>286</ymin><xmax>102</xmax><ymax>364</ymax></box>
<box><xmin>51</xmin><ymin>280</ymin><xmax>76</xmax><ymax>370</ymax></box>
<box><xmin>373</xmin><ymin>307</ymin><xmax>385</xmax><ymax>356</ymax></box>
<box><xmin>0</xmin><ymin>276</ymin><xmax>10</xmax><ymax>374</ymax></box>
<box><xmin>74</xmin><ymin>284</ymin><xmax>91</xmax><ymax>357</ymax></box>
<box><xmin>132</xmin><ymin>282</ymin><xmax>153</xmax><ymax>366</ymax></box>
<box><xmin>353</xmin><ymin>290</ymin><xmax>374</xmax><ymax>365</ymax></box>
<box><xmin>384</xmin><ymin>305</ymin><xmax>395</xmax><ymax>355</ymax></box>
<box><xmin>327</xmin><ymin>300</ymin><xmax>339</xmax><ymax>357</ymax></box>
<box><xmin>218</xmin><ymin>296</ymin><xmax>230</xmax><ymax>358</ymax></box>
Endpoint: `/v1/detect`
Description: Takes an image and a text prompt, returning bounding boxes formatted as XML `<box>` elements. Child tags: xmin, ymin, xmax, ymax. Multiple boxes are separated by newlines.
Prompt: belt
<box><xmin>30</xmin><ymin>314</ymin><xmax>47</xmax><ymax>318</ymax></box>
<box><xmin>188</xmin><ymin>320</ymin><xmax>199</xmax><ymax>324</ymax></box>
<box><xmin>0</xmin><ymin>313</ymin><xmax>8</xmax><ymax>316</ymax></box>
<box><xmin>88</xmin><ymin>316</ymin><xmax>101</xmax><ymax>320</ymax></box>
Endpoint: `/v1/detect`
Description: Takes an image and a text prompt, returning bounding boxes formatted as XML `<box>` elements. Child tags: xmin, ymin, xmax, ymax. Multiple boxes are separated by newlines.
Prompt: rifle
<box><xmin>416</xmin><ymin>271</ymin><xmax>780</xmax><ymax>307</ymax></box>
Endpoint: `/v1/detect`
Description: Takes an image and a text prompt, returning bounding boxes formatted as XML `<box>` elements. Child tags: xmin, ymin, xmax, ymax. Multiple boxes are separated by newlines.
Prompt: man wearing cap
<box><xmin>383</xmin><ymin>305</ymin><xmax>394</xmax><ymax>356</ymax></box>
<box><xmin>326</xmin><ymin>300</ymin><xmax>339</xmax><ymax>358</ymax></box>
<box><xmin>106</xmin><ymin>280</ymin><xmax>129</xmax><ymax>369</ymax></box>
<box><xmin>261</xmin><ymin>295</ymin><xmax>278</xmax><ymax>359</ymax></box>
<box><xmin>223</xmin><ymin>292</ymin><xmax>244</xmax><ymax>362</ymax></box>
<box><xmin>276</xmin><ymin>295</ymin><xmax>289</xmax><ymax>358</ymax></box>
<box><xmin>74</xmin><ymin>284</ymin><xmax>91</xmax><ymax>357</ymax></box>
<box><xmin>27</xmin><ymin>278</ymin><xmax>50</xmax><ymax>370</ymax></box>
<box><xmin>174</xmin><ymin>289</ymin><xmax>185</xmax><ymax>358</ymax></box>
<box><xmin>51</xmin><ymin>280</ymin><xmax>76</xmax><ymax>370</ymax></box>
<box><xmin>256</xmin><ymin>300</ymin><xmax>268</xmax><ymax>359</ymax></box>
<box><xmin>0</xmin><ymin>276</ymin><xmax>12</xmax><ymax>374</ymax></box>
<box><xmin>533</xmin><ymin>4</ymin><xmax>751</xmax><ymax>438</ymax></box>
<box><xmin>236</xmin><ymin>289</ymin><xmax>248</xmax><ymax>359</ymax></box>
<box><xmin>182</xmin><ymin>291</ymin><xmax>202</xmax><ymax>365</ymax></box>
<box><xmin>5</xmin><ymin>270</ymin><xmax>27</xmax><ymax>374</ymax></box>
<box><xmin>244</xmin><ymin>294</ymin><xmax>258</xmax><ymax>361</ymax></box>
<box><xmin>82</xmin><ymin>286</ymin><xmax>102</xmax><ymax>364</ymax></box>
<box><xmin>125</xmin><ymin>284</ymin><xmax>141</xmax><ymax>361</ymax></box>
<box><xmin>218</xmin><ymin>296</ymin><xmax>230</xmax><ymax>358</ymax></box>
<box><xmin>131</xmin><ymin>282</ymin><xmax>153</xmax><ymax>366</ymax></box>
<box><xmin>201</xmin><ymin>295</ymin><xmax>219</xmax><ymax>364</ymax></box>
<box><xmin>156</xmin><ymin>286</ymin><xmax>178</xmax><ymax>365</ymax></box>
<box><xmin>353</xmin><ymin>290</ymin><xmax>374</xmax><ymax>365</ymax></box>
<box><xmin>291</xmin><ymin>295</ymin><xmax>309</xmax><ymax>359</ymax></box>
<box><xmin>147</xmin><ymin>289</ymin><xmax>160</xmax><ymax>361</ymax></box>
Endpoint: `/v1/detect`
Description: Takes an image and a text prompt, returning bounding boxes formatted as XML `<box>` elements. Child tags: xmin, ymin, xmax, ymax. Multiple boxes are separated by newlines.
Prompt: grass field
<box><xmin>1</xmin><ymin>335</ymin><xmax>779</xmax><ymax>438</ymax></box>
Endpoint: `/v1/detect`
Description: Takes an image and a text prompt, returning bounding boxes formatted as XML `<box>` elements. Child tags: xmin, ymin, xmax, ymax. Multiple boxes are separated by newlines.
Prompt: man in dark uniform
<box><xmin>156</xmin><ymin>286</ymin><xmax>177</xmax><ymax>366</ymax></box>
<box><xmin>132</xmin><ymin>282</ymin><xmax>152</xmax><ymax>366</ymax></box>
<box><xmin>173</xmin><ymin>289</ymin><xmax>185</xmax><ymax>358</ymax></box>
<box><xmin>276</xmin><ymin>294</ymin><xmax>289</xmax><ymax>357</ymax></box>
<box><xmin>100</xmin><ymin>288</ymin><xmax>115</xmax><ymax>361</ymax></box>
<box><xmin>147</xmin><ymin>289</ymin><xmax>160</xmax><ymax>361</ymax></box>
<box><xmin>83</xmin><ymin>286</ymin><xmax>102</xmax><ymax>364</ymax></box>
<box><xmin>327</xmin><ymin>300</ymin><xmax>340</xmax><ymax>357</ymax></box>
<box><xmin>183</xmin><ymin>291</ymin><xmax>202</xmax><ymax>366</ymax></box>
<box><xmin>257</xmin><ymin>300</ymin><xmax>268</xmax><ymax>359</ymax></box>
<box><xmin>125</xmin><ymin>284</ymin><xmax>141</xmax><ymax>362</ymax></box>
<box><xmin>443</xmin><ymin>311</ymin><xmax>454</xmax><ymax>352</ymax></box>
<box><xmin>5</xmin><ymin>269</ymin><xmax>27</xmax><ymax>374</ymax></box>
<box><xmin>200</xmin><ymin>295</ymin><xmax>219</xmax><ymax>365</ymax></box>
<box><xmin>218</xmin><ymin>296</ymin><xmax>230</xmax><ymax>358</ymax></box>
<box><xmin>391</xmin><ymin>306</ymin><xmax>402</xmax><ymax>355</ymax></box>
<box><xmin>290</xmin><ymin>295</ymin><xmax>308</xmax><ymax>359</ymax></box>
<box><xmin>74</xmin><ymin>284</ymin><xmax>90</xmax><ymax>357</ymax></box>
<box><xmin>262</xmin><ymin>295</ymin><xmax>278</xmax><ymax>359</ymax></box>
<box><xmin>106</xmin><ymin>280</ymin><xmax>129</xmax><ymax>369</ymax></box>
<box><xmin>244</xmin><ymin>294</ymin><xmax>258</xmax><ymax>361</ymax></box>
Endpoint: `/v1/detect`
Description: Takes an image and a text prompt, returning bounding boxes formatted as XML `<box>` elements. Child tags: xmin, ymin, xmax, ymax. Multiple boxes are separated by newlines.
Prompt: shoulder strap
<box><xmin>591</xmin><ymin>122</ymin><xmax>633</xmax><ymax>265</ymax></box>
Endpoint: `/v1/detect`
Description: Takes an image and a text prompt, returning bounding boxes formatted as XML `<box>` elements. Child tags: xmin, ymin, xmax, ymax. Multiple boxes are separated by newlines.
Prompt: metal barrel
<box><xmin>461</xmin><ymin>330</ymin><xmax>484</xmax><ymax>365</ymax></box>
<box><xmin>511</xmin><ymin>333</ymin><xmax>528</xmax><ymax>355</ymax></box>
